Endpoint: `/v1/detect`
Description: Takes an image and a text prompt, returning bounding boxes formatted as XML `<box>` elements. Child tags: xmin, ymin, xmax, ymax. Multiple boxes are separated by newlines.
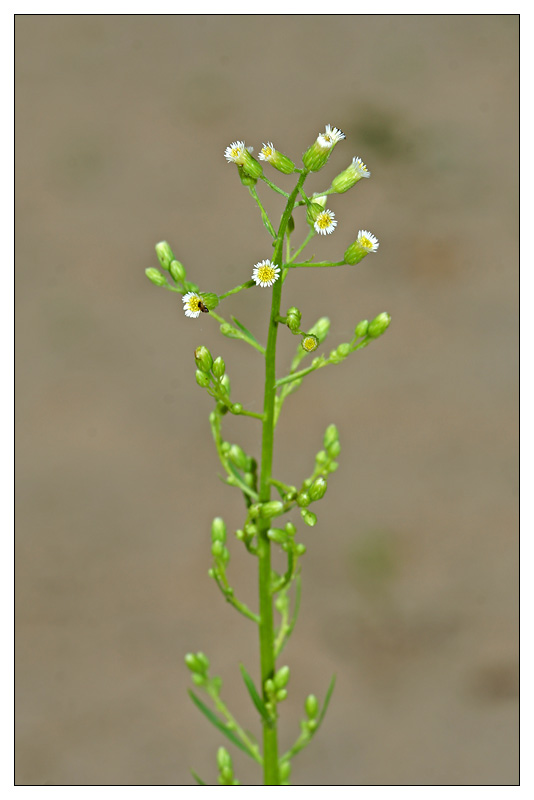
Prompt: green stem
<box><xmin>286</xmin><ymin>260</ymin><xmax>346</xmax><ymax>268</ymax></box>
<box><xmin>257</xmin><ymin>171</ymin><xmax>308</xmax><ymax>785</ymax></box>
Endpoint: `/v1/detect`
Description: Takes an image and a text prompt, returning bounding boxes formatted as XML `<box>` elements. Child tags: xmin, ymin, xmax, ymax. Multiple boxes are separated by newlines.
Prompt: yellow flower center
<box><xmin>257</xmin><ymin>264</ymin><xmax>276</xmax><ymax>282</ymax></box>
<box><xmin>303</xmin><ymin>336</ymin><xmax>318</xmax><ymax>352</ymax></box>
<box><xmin>262</xmin><ymin>146</ymin><xmax>273</xmax><ymax>158</ymax></box>
<box><xmin>188</xmin><ymin>297</ymin><xmax>201</xmax><ymax>311</ymax></box>
<box><xmin>316</xmin><ymin>213</ymin><xmax>332</xmax><ymax>230</ymax></box>
<box><xmin>360</xmin><ymin>236</ymin><xmax>372</xmax><ymax>250</ymax></box>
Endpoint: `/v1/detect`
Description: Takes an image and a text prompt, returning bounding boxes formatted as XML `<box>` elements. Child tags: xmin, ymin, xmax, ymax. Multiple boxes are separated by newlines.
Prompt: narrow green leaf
<box><xmin>318</xmin><ymin>674</ymin><xmax>337</xmax><ymax>726</ymax></box>
<box><xmin>187</xmin><ymin>690</ymin><xmax>253</xmax><ymax>759</ymax></box>
<box><xmin>191</xmin><ymin>769</ymin><xmax>207</xmax><ymax>785</ymax></box>
<box><xmin>239</xmin><ymin>663</ymin><xmax>271</xmax><ymax>724</ymax></box>
<box><xmin>231</xmin><ymin>316</ymin><xmax>260</xmax><ymax>346</ymax></box>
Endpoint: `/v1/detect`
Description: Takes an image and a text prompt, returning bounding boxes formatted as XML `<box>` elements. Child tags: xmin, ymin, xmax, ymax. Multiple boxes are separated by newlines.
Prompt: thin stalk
<box><xmin>257</xmin><ymin>171</ymin><xmax>308</xmax><ymax>785</ymax></box>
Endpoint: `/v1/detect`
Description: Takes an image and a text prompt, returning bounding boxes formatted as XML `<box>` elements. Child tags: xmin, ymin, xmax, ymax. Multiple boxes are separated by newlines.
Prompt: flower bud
<box><xmin>267</xmin><ymin>528</ymin><xmax>288</xmax><ymax>544</ymax></box>
<box><xmin>194</xmin><ymin>346</ymin><xmax>213</xmax><ymax>373</ymax></box>
<box><xmin>211</xmin><ymin>540</ymin><xmax>225</xmax><ymax>558</ymax></box>
<box><xmin>217</xmin><ymin>747</ymin><xmax>232</xmax><ymax>771</ymax></box>
<box><xmin>211</xmin><ymin>517</ymin><xmax>227</xmax><ymax>543</ymax></box>
<box><xmin>264</xmin><ymin>678</ymin><xmax>275</xmax><ymax>695</ymax></box>
<box><xmin>295</xmin><ymin>543</ymin><xmax>307</xmax><ymax>556</ymax></box>
<box><xmin>296</xmin><ymin>491</ymin><xmax>311</xmax><ymax>508</ymax></box>
<box><xmin>286</xmin><ymin>306</ymin><xmax>302</xmax><ymax>333</ymax></box>
<box><xmin>195</xmin><ymin>369</ymin><xmax>211</xmax><ymax>388</ymax></box>
<box><xmin>336</xmin><ymin>343</ymin><xmax>351</xmax><ymax>359</ymax></box>
<box><xmin>279</xmin><ymin>761</ymin><xmax>291</xmax><ymax>782</ymax></box>
<box><xmin>220</xmin><ymin>374</ymin><xmax>231</xmax><ymax>395</ymax></box>
<box><xmin>145</xmin><ymin>268</ymin><xmax>167</xmax><ymax>287</ymax></box>
<box><xmin>212</xmin><ymin>357</ymin><xmax>225</xmax><ymax>378</ymax></box>
<box><xmin>200</xmin><ymin>292</ymin><xmax>219</xmax><ymax>311</ymax></box>
<box><xmin>230</xmin><ymin>402</ymin><xmax>243</xmax><ymax>415</ymax></box>
<box><xmin>305</xmin><ymin>694</ymin><xmax>319</xmax><ymax>719</ymax></box>
<box><xmin>276</xmin><ymin>688</ymin><xmax>288</xmax><ymax>702</ymax></box>
<box><xmin>155</xmin><ymin>241</ymin><xmax>175</xmax><ymax>270</ymax></box>
<box><xmin>241</xmin><ymin>150</ymin><xmax>263</xmax><ymax>180</ymax></box>
<box><xmin>354</xmin><ymin>319</ymin><xmax>369</xmax><ymax>338</ymax></box>
<box><xmin>185</xmin><ymin>653</ymin><xmax>201</xmax><ymax>672</ymax></box>
<box><xmin>169</xmin><ymin>260</ymin><xmax>186</xmax><ymax>283</ymax></box>
<box><xmin>324</xmin><ymin>424</ymin><xmax>339</xmax><ymax>452</ymax></box>
<box><xmin>237</xmin><ymin>164</ymin><xmax>258</xmax><ymax>186</ymax></box>
<box><xmin>331</xmin><ymin>156</ymin><xmax>370</xmax><ymax>193</ymax></box>
<box><xmin>309</xmin><ymin>476</ymin><xmax>327</xmax><ymax>501</ymax></box>
<box><xmin>367</xmin><ymin>312</ymin><xmax>391</xmax><ymax>339</ymax></box>
<box><xmin>285</xmin><ymin>521</ymin><xmax>297</xmax><ymax>537</ymax></box>
<box><xmin>259</xmin><ymin>501</ymin><xmax>285</xmax><ymax>519</ymax></box>
<box><xmin>301</xmin><ymin>509</ymin><xmax>317</xmax><ymax>527</ymax></box>
<box><xmin>228</xmin><ymin>443</ymin><xmax>249</xmax><ymax>471</ymax></box>
<box><xmin>274</xmin><ymin>666</ymin><xmax>290</xmax><ymax>689</ymax></box>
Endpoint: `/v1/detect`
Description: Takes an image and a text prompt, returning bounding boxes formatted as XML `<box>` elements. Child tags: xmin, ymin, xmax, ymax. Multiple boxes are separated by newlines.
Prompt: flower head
<box><xmin>183</xmin><ymin>291</ymin><xmax>205</xmax><ymax>318</ymax></box>
<box><xmin>357</xmin><ymin>230</ymin><xmax>379</xmax><ymax>253</ymax></box>
<box><xmin>331</xmin><ymin>156</ymin><xmax>371</xmax><ymax>194</ymax></box>
<box><xmin>224</xmin><ymin>141</ymin><xmax>247</xmax><ymax>164</ymax></box>
<box><xmin>301</xmin><ymin>334</ymin><xmax>319</xmax><ymax>353</ymax></box>
<box><xmin>317</xmin><ymin>125</ymin><xmax>345</xmax><ymax>150</ymax></box>
<box><xmin>258</xmin><ymin>142</ymin><xmax>295</xmax><ymax>174</ymax></box>
<box><xmin>251</xmin><ymin>259</ymin><xmax>281</xmax><ymax>288</ymax></box>
<box><xmin>313</xmin><ymin>209</ymin><xmax>337</xmax><ymax>236</ymax></box>
<box><xmin>258</xmin><ymin>142</ymin><xmax>276</xmax><ymax>162</ymax></box>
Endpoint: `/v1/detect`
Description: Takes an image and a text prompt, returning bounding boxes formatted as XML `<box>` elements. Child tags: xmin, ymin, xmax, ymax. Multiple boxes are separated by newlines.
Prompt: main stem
<box><xmin>258</xmin><ymin>173</ymin><xmax>307</xmax><ymax>785</ymax></box>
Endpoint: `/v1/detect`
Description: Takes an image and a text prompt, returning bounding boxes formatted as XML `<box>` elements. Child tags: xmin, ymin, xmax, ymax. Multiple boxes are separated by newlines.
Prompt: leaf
<box><xmin>231</xmin><ymin>316</ymin><xmax>260</xmax><ymax>346</ymax></box>
<box><xmin>191</xmin><ymin>769</ymin><xmax>207</xmax><ymax>785</ymax></box>
<box><xmin>239</xmin><ymin>664</ymin><xmax>272</xmax><ymax>724</ymax></box>
<box><xmin>318</xmin><ymin>674</ymin><xmax>337</xmax><ymax>726</ymax></box>
<box><xmin>187</xmin><ymin>690</ymin><xmax>253</xmax><ymax>759</ymax></box>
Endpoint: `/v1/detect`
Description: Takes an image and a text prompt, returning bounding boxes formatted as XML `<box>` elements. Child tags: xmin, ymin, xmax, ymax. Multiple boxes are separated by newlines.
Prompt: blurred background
<box><xmin>15</xmin><ymin>15</ymin><xmax>518</xmax><ymax>786</ymax></box>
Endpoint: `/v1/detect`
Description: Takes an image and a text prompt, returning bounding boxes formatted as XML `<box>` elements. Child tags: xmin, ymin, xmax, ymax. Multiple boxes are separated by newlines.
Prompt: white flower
<box><xmin>357</xmin><ymin>230</ymin><xmax>379</xmax><ymax>253</ymax></box>
<box><xmin>317</xmin><ymin>125</ymin><xmax>345</xmax><ymax>149</ymax></box>
<box><xmin>183</xmin><ymin>291</ymin><xmax>203</xmax><ymax>318</ymax></box>
<box><xmin>258</xmin><ymin>142</ymin><xmax>276</xmax><ymax>162</ymax></box>
<box><xmin>314</xmin><ymin>209</ymin><xmax>337</xmax><ymax>236</ymax></box>
<box><xmin>224</xmin><ymin>140</ymin><xmax>246</xmax><ymax>164</ymax></box>
<box><xmin>351</xmin><ymin>156</ymin><xmax>370</xmax><ymax>179</ymax></box>
<box><xmin>251</xmin><ymin>259</ymin><xmax>281</xmax><ymax>288</ymax></box>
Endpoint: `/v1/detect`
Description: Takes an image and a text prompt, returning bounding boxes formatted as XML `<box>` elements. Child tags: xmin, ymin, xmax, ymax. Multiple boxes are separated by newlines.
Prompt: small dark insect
<box><xmin>198</xmin><ymin>301</ymin><xmax>210</xmax><ymax>313</ymax></box>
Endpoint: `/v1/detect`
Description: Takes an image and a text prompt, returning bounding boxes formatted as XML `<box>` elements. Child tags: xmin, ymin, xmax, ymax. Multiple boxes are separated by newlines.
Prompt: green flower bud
<box><xmin>286</xmin><ymin>306</ymin><xmax>302</xmax><ymax>333</ymax></box>
<box><xmin>264</xmin><ymin>678</ymin><xmax>275</xmax><ymax>695</ymax></box>
<box><xmin>200</xmin><ymin>292</ymin><xmax>219</xmax><ymax>311</ymax></box>
<box><xmin>169</xmin><ymin>260</ymin><xmax>186</xmax><ymax>283</ymax></box>
<box><xmin>276</xmin><ymin>688</ymin><xmax>288</xmax><ymax>702</ymax></box>
<box><xmin>231</xmin><ymin>402</ymin><xmax>243</xmax><ymax>415</ymax></box>
<box><xmin>354</xmin><ymin>319</ymin><xmax>369</xmax><ymax>338</ymax></box>
<box><xmin>219</xmin><ymin>766</ymin><xmax>233</xmax><ymax>785</ymax></box>
<box><xmin>301</xmin><ymin>333</ymin><xmax>319</xmax><ymax>353</ymax></box>
<box><xmin>336</xmin><ymin>343</ymin><xmax>351</xmax><ymax>358</ymax></box>
<box><xmin>301</xmin><ymin>509</ymin><xmax>317</xmax><ymax>527</ymax></box>
<box><xmin>217</xmin><ymin>747</ymin><xmax>232</xmax><ymax>771</ymax></box>
<box><xmin>331</xmin><ymin>156</ymin><xmax>370</xmax><ymax>193</ymax></box>
<box><xmin>296</xmin><ymin>492</ymin><xmax>311</xmax><ymax>508</ymax></box>
<box><xmin>305</xmin><ymin>694</ymin><xmax>319</xmax><ymax>719</ymax></box>
<box><xmin>285</xmin><ymin>522</ymin><xmax>297</xmax><ymax>537</ymax></box>
<box><xmin>309</xmin><ymin>477</ymin><xmax>328</xmax><ymax>502</ymax></box>
<box><xmin>307</xmin><ymin>719</ymin><xmax>318</xmax><ymax>732</ymax></box>
<box><xmin>274</xmin><ymin>666</ymin><xmax>290</xmax><ymax>689</ymax></box>
<box><xmin>236</xmin><ymin>164</ymin><xmax>257</xmax><ymax>186</ymax></box>
<box><xmin>211</xmin><ymin>540</ymin><xmax>225</xmax><ymax>558</ymax></box>
<box><xmin>279</xmin><ymin>761</ymin><xmax>291</xmax><ymax>782</ymax></box>
<box><xmin>284</xmin><ymin>488</ymin><xmax>298</xmax><ymax>502</ymax></box>
<box><xmin>327</xmin><ymin>440</ymin><xmax>341</xmax><ymax>458</ymax></box>
<box><xmin>211</xmin><ymin>517</ymin><xmax>227</xmax><ymax>543</ymax></box>
<box><xmin>244</xmin><ymin>521</ymin><xmax>258</xmax><ymax>538</ymax></box>
<box><xmin>228</xmin><ymin>443</ymin><xmax>249</xmax><ymax>471</ymax></box>
<box><xmin>267</xmin><ymin>528</ymin><xmax>288</xmax><ymax>544</ymax></box>
<box><xmin>220</xmin><ymin>374</ymin><xmax>231</xmax><ymax>395</ymax></box>
<box><xmin>155</xmin><ymin>241</ymin><xmax>175</xmax><ymax>270</ymax></box>
<box><xmin>192</xmin><ymin>672</ymin><xmax>206</xmax><ymax>686</ymax></box>
<box><xmin>302</xmin><ymin>125</ymin><xmax>345</xmax><ymax>171</ymax></box>
<box><xmin>324</xmin><ymin>424</ymin><xmax>339</xmax><ymax>452</ymax></box>
<box><xmin>195</xmin><ymin>369</ymin><xmax>211</xmax><ymax>388</ymax></box>
<box><xmin>145</xmin><ymin>268</ymin><xmax>167</xmax><ymax>287</ymax></box>
<box><xmin>185</xmin><ymin>653</ymin><xmax>201</xmax><ymax>672</ymax></box>
<box><xmin>194</xmin><ymin>346</ymin><xmax>213</xmax><ymax>373</ymax></box>
<box><xmin>344</xmin><ymin>230</ymin><xmax>379</xmax><ymax>265</ymax></box>
<box><xmin>195</xmin><ymin>652</ymin><xmax>210</xmax><ymax>671</ymax></box>
<box><xmin>259</xmin><ymin>501</ymin><xmax>285</xmax><ymax>519</ymax></box>
<box><xmin>212</xmin><ymin>357</ymin><xmax>225</xmax><ymax>378</ymax></box>
<box><xmin>367</xmin><ymin>312</ymin><xmax>391</xmax><ymax>339</ymax></box>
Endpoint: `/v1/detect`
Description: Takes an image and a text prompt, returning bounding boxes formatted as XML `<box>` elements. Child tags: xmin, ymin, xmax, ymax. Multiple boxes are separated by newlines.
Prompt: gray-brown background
<box><xmin>15</xmin><ymin>15</ymin><xmax>518</xmax><ymax>786</ymax></box>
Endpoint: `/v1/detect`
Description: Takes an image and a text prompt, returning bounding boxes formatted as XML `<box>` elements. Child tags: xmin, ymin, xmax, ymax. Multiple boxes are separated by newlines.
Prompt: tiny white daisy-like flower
<box><xmin>314</xmin><ymin>209</ymin><xmax>337</xmax><ymax>236</ymax></box>
<box><xmin>357</xmin><ymin>230</ymin><xmax>379</xmax><ymax>253</ymax></box>
<box><xmin>251</xmin><ymin>259</ymin><xmax>281</xmax><ymax>288</ymax></box>
<box><xmin>183</xmin><ymin>291</ymin><xmax>203</xmax><ymax>318</ymax></box>
<box><xmin>224</xmin><ymin>140</ymin><xmax>246</xmax><ymax>164</ymax></box>
<box><xmin>258</xmin><ymin>142</ymin><xmax>276</xmax><ymax>162</ymax></box>
<box><xmin>351</xmin><ymin>156</ymin><xmax>371</xmax><ymax>179</ymax></box>
<box><xmin>317</xmin><ymin>124</ymin><xmax>345</xmax><ymax>149</ymax></box>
